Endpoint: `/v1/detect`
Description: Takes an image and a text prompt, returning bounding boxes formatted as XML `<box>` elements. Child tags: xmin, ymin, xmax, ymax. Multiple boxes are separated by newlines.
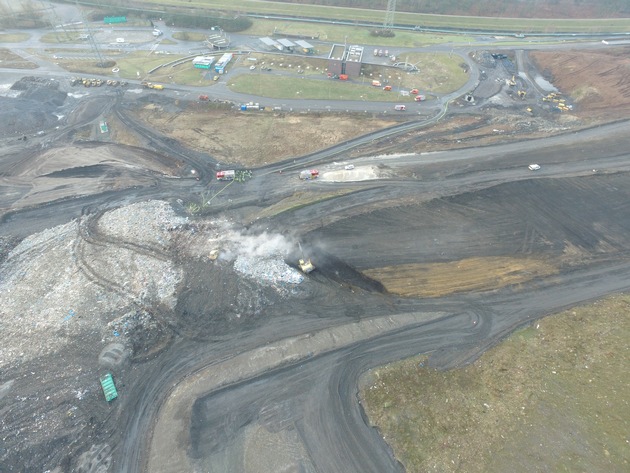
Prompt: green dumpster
<box><xmin>100</xmin><ymin>373</ymin><xmax>118</xmax><ymax>402</ymax></box>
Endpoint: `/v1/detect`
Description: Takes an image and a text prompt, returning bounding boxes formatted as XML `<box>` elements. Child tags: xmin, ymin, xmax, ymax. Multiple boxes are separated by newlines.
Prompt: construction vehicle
<box><xmin>100</xmin><ymin>373</ymin><xmax>118</xmax><ymax>402</ymax></box>
<box><xmin>299</xmin><ymin>169</ymin><xmax>319</xmax><ymax>180</ymax></box>
<box><xmin>141</xmin><ymin>81</ymin><xmax>164</xmax><ymax>90</ymax></box>
<box><xmin>517</xmin><ymin>90</ymin><xmax>526</xmax><ymax>100</ymax></box>
<box><xmin>297</xmin><ymin>243</ymin><xmax>315</xmax><ymax>273</ymax></box>
<box><xmin>507</xmin><ymin>75</ymin><xmax>516</xmax><ymax>86</ymax></box>
<box><xmin>298</xmin><ymin>258</ymin><xmax>315</xmax><ymax>274</ymax></box>
<box><xmin>216</xmin><ymin>170</ymin><xmax>235</xmax><ymax>181</ymax></box>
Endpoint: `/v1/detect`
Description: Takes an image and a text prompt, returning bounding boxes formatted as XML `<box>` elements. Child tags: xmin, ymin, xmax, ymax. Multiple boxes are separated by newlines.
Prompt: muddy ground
<box><xmin>1</xmin><ymin>45</ymin><xmax>630</xmax><ymax>472</ymax></box>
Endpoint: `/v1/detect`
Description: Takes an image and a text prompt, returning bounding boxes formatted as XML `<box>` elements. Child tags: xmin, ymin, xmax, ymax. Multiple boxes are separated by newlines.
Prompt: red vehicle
<box><xmin>410</xmin><ymin>88</ymin><xmax>419</xmax><ymax>95</ymax></box>
<box><xmin>198</xmin><ymin>95</ymin><xmax>209</xmax><ymax>101</ymax></box>
<box><xmin>216</xmin><ymin>170</ymin><xmax>235</xmax><ymax>181</ymax></box>
<box><xmin>299</xmin><ymin>169</ymin><xmax>319</xmax><ymax>180</ymax></box>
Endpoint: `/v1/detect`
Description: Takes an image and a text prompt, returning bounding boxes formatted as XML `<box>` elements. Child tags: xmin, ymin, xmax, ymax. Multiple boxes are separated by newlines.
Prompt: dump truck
<box><xmin>299</xmin><ymin>169</ymin><xmax>319</xmax><ymax>180</ymax></box>
<box><xmin>216</xmin><ymin>170</ymin><xmax>235</xmax><ymax>181</ymax></box>
<box><xmin>100</xmin><ymin>373</ymin><xmax>118</xmax><ymax>402</ymax></box>
<box><xmin>141</xmin><ymin>81</ymin><xmax>164</xmax><ymax>90</ymax></box>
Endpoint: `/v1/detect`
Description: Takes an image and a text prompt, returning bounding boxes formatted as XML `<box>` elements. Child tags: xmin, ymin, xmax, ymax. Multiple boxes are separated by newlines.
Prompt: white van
<box><xmin>394</xmin><ymin>104</ymin><xmax>406</xmax><ymax>111</ymax></box>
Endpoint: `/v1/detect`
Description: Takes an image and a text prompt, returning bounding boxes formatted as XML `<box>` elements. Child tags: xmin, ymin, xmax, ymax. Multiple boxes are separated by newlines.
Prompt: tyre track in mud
<box><xmin>114</xmin><ymin>107</ymin><xmax>215</xmax><ymax>181</ymax></box>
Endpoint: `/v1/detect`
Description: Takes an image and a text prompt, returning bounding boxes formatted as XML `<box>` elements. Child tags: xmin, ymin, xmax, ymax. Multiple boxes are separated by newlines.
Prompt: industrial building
<box><xmin>259</xmin><ymin>37</ymin><xmax>315</xmax><ymax>54</ymax></box>
<box><xmin>327</xmin><ymin>44</ymin><xmax>364</xmax><ymax>78</ymax></box>
<box><xmin>192</xmin><ymin>56</ymin><xmax>215</xmax><ymax>69</ymax></box>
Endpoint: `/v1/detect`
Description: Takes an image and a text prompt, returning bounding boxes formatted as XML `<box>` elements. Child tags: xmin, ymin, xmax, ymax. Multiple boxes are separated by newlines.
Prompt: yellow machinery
<box><xmin>298</xmin><ymin>258</ymin><xmax>315</xmax><ymax>274</ymax></box>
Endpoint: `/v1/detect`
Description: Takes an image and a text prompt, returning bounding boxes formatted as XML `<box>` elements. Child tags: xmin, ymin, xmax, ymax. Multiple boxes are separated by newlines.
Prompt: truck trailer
<box><xmin>299</xmin><ymin>169</ymin><xmax>319</xmax><ymax>180</ymax></box>
<box><xmin>216</xmin><ymin>170</ymin><xmax>236</xmax><ymax>181</ymax></box>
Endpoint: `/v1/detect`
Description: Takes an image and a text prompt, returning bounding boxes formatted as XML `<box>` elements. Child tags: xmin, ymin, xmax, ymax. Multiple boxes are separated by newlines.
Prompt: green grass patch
<box><xmin>360</xmin><ymin>293</ymin><xmax>630</xmax><ymax>473</ymax></box>
<box><xmin>0</xmin><ymin>33</ymin><xmax>30</xmax><ymax>43</ymax></box>
<box><xmin>228</xmin><ymin>52</ymin><xmax>467</xmax><ymax>100</ymax></box>
<box><xmin>172</xmin><ymin>31</ymin><xmax>207</xmax><ymax>41</ymax></box>
<box><xmin>133</xmin><ymin>0</ymin><xmax>630</xmax><ymax>34</ymax></box>
<box><xmin>39</xmin><ymin>31</ymin><xmax>90</xmax><ymax>44</ymax></box>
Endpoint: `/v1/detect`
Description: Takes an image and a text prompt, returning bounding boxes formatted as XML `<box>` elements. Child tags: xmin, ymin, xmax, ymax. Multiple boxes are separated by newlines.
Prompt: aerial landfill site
<box><xmin>1</xmin><ymin>1</ymin><xmax>630</xmax><ymax>471</ymax></box>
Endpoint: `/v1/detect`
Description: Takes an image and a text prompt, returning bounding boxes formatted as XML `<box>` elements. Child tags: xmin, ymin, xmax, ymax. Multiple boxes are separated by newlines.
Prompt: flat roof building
<box><xmin>327</xmin><ymin>44</ymin><xmax>364</xmax><ymax>77</ymax></box>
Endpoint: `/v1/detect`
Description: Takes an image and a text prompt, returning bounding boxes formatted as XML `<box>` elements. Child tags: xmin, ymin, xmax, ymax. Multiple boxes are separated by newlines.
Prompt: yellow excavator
<box><xmin>298</xmin><ymin>243</ymin><xmax>315</xmax><ymax>273</ymax></box>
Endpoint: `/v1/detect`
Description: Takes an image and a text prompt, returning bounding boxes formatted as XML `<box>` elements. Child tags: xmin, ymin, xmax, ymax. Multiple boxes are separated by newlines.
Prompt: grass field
<box><xmin>360</xmin><ymin>293</ymin><xmax>630</xmax><ymax>473</ymax></box>
<box><xmin>172</xmin><ymin>31</ymin><xmax>207</xmax><ymax>41</ymax></box>
<box><xmin>0</xmin><ymin>33</ymin><xmax>30</xmax><ymax>43</ymax></box>
<box><xmin>0</xmin><ymin>48</ymin><xmax>38</xmax><ymax>69</ymax></box>
<box><xmin>242</xmin><ymin>19</ymin><xmax>478</xmax><ymax>48</ymax></box>
<box><xmin>134</xmin><ymin>0</ymin><xmax>630</xmax><ymax>33</ymax></box>
<box><xmin>228</xmin><ymin>52</ymin><xmax>467</xmax><ymax>100</ymax></box>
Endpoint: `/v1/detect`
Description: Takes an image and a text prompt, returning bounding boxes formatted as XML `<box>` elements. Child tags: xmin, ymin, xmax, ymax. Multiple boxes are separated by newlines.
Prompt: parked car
<box><xmin>528</xmin><ymin>164</ymin><xmax>541</xmax><ymax>171</ymax></box>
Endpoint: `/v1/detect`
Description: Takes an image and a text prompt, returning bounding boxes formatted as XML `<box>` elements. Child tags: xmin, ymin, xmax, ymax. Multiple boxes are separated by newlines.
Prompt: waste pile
<box><xmin>234</xmin><ymin>254</ymin><xmax>304</xmax><ymax>287</ymax></box>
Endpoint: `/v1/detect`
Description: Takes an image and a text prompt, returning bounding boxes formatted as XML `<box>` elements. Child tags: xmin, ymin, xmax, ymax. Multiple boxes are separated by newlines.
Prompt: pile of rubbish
<box><xmin>234</xmin><ymin>254</ymin><xmax>304</xmax><ymax>286</ymax></box>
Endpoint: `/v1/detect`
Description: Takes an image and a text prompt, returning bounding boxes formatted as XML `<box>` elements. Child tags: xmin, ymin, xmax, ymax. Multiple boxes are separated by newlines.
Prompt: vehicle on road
<box><xmin>198</xmin><ymin>95</ymin><xmax>209</xmax><ymax>101</ymax></box>
<box><xmin>249</xmin><ymin>65</ymin><xmax>256</xmax><ymax>70</ymax></box>
<box><xmin>394</xmin><ymin>104</ymin><xmax>406</xmax><ymax>111</ymax></box>
<box><xmin>344</xmin><ymin>165</ymin><xmax>355</xmax><ymax>170</ymax></box>
<box><xmin>216</xmin><ymin>170</ymin><xmax>235</xmax><ymax>181</ymax></box>
<box><xmin>299</xmin><ymin>169</ymin><xmax>319</xmax><ymax>180</ymax></box>
<box><xmin>141</xmin><ymin>82</ymin><xmax>164</xmax><ymax>90</ymax></box>
<box><xmin>528</xmin><ymin>164</ymin><xmax>541</xmax><ymax>171</ymax></box>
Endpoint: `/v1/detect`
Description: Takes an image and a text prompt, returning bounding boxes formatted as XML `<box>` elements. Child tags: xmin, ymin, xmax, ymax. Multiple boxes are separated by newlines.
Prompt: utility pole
<box><xmin>383</xmin><ymin>0</ymin><xmax>396</xmax><ymax>32</ymax></box>
<box><xmin>75</xmin><ymin>0</ymin><xmax>106</xmax><ymax>66</ymax></box>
